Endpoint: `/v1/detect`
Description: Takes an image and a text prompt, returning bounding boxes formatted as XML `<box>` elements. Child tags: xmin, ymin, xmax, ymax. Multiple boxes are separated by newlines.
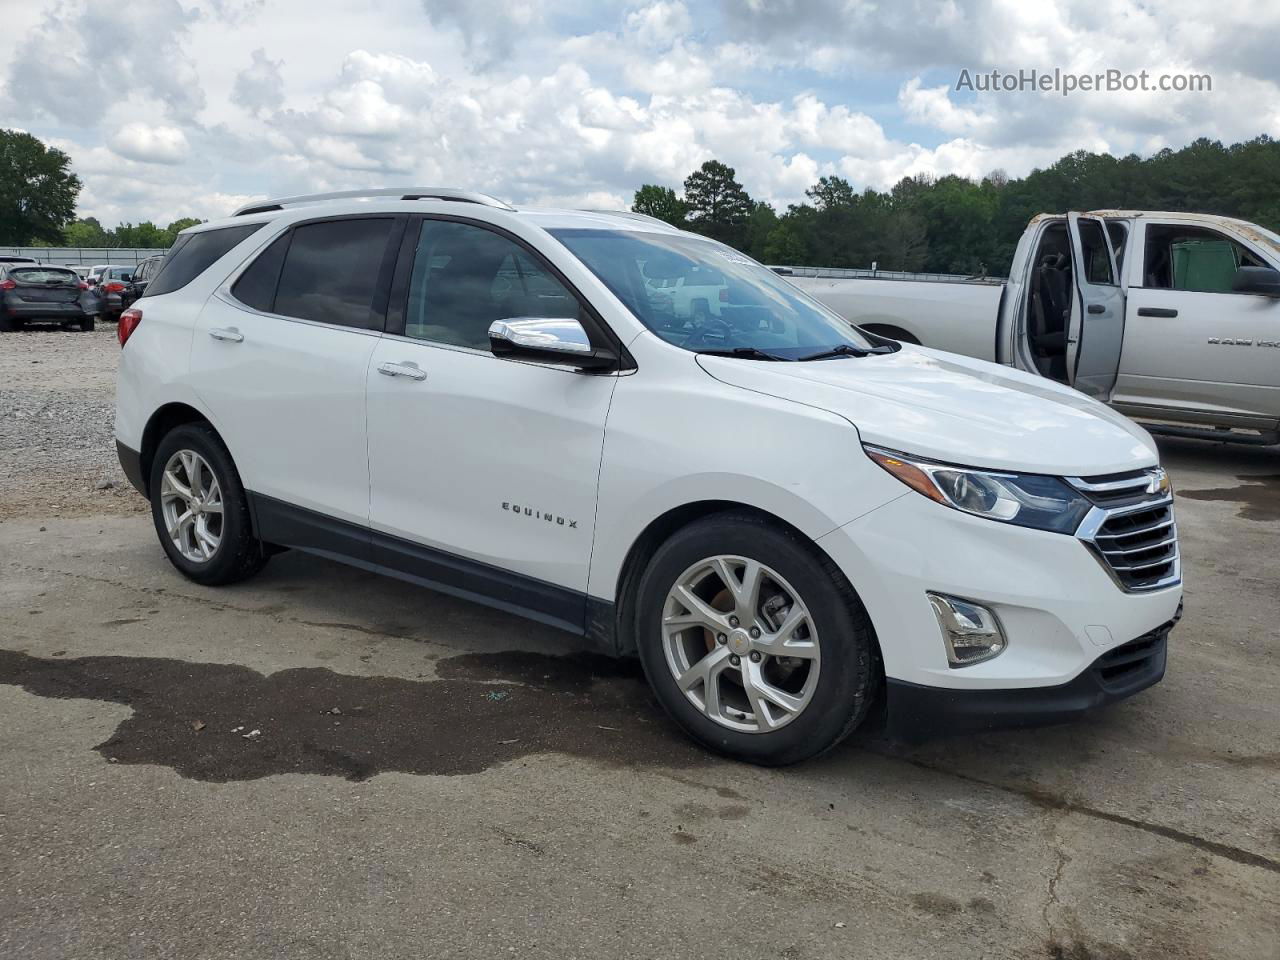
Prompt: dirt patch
<box><xmin>0</xmin><ymin>647</ymin><xmax>709</xmax><ymax>781</ymax></box>
<box><xmin>1177</xmin><ymin>475</ymin><xmax>1280</xmax><ymax>522</ymax></box>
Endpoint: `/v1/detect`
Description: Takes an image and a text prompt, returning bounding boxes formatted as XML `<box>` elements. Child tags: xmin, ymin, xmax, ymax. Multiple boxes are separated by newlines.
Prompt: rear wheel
<box><xmin>149</xmin><ymin>423</ymin><xmax>269</xmax><ymax>586</ymax></box>
<box><xmin>81</xmin><ymin>316</ymin><xmax>96</xmax><ymax>332</ymax></box>
<box><xmin>0</xmin><ymin>315</ymin><xmax>18</xmax><ymax>332</ymax></box>
<box><xmin>635</xmin><ymin>512</ymin><xmax>878</xmax><ymax>765</ymax></box>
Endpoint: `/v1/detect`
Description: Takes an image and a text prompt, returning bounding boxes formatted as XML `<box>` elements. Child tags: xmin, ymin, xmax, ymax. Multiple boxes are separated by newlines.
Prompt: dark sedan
<box><xmin>0</xmin><ymin>264</ymin><xmax>99</xmax><ymax>332</ymax></box>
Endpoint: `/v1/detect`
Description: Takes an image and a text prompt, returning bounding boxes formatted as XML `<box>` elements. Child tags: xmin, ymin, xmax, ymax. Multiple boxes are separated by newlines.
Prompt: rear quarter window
<box><xmin>146</xmin><ymin>223</ymin><xmax>266</xmax><ymax>297</ymax></box>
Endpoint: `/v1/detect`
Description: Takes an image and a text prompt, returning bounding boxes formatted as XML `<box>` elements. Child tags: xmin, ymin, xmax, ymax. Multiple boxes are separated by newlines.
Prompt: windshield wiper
<box><xmin>696</xmin><ymin>347</ymin><xmax>792</xmax><ymax>362</ymax></box>
<box><xmin>798</xmin><ymin>343</ymin><xmax>893</xmax><ymax>361</ymax></box>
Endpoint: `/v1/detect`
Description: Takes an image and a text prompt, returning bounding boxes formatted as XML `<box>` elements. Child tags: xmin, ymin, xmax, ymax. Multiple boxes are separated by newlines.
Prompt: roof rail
<box><xmin>580</xmin><ymin>209</ymin><xmax>681</xmax><ymax>231</ymax></box>
<box><xmin>233</xmin><ymin>187</ymin><xmax>515</xmax><ymax>217</ymax></box>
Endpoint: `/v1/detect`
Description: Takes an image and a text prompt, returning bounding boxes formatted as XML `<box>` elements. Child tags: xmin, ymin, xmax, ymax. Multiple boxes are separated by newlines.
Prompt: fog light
<box><xmin>927</xmin><ymin>593</ymin><xmax>1006</xmax><ymax>667</ymax></box>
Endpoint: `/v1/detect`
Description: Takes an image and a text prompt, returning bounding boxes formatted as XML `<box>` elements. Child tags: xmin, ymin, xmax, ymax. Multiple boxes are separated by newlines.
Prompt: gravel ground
<box><xmin>0</xmin><ymin>324</ymin><xmax>145</xmax><ymax>519</ymax></box>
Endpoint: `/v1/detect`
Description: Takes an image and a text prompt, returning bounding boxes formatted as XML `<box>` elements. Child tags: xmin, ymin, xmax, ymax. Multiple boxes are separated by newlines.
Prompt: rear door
<box><xmin>190</xmin><ymin>215</ymin><xmax>405</xmax><ymax>551</ymax></box>
<box><xmin>1066</xmin><ymin>213</ymin><xmax>1125</xmax><ymax>399</ymax></box>
<box><xmin>365</xmin><ymin>216</ymin><xmax>618</xmax><ymax>630</ymax></box>
<box><xmin>1116</xmin><ymin>219</ymin><xmax>1280</xmax><ymax>426</ymax></box>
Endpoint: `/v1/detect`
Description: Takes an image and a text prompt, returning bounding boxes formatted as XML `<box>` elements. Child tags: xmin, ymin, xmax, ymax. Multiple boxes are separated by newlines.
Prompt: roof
<box><xmin>184</xmin><ymin>191</ymin><xmax>688</xmax><ymax>238</ymax></box>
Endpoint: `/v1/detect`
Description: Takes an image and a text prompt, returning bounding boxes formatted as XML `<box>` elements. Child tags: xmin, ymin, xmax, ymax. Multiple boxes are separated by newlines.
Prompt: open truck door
<box><xmin>1066</xmin><ymin>213</ymin><xmax>1125</xmax><ymax>400</ymax></box>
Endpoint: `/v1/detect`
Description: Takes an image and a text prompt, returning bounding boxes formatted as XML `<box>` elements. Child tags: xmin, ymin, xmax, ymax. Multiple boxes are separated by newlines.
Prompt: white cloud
<box><xmin>108</xmin><ymin>124</ymin><xmax>192</xmax><ymax>165</ymax></box>
<box><xmin>232</xmin><ymin>48</ymin><xmax>285</xmax><ymax>115</ymax></box>
<box><xmin>2</xmin><ymin>0</ymin><xmax>1277</xmax><ymax>229</ymax></box>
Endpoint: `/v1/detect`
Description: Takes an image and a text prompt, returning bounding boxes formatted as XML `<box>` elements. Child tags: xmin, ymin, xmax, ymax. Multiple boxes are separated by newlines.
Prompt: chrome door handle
<box><xmin>377</xmin><ymin>361</ymin><xmax>427</xmax><ymax>381</ymax></box>
<box><xmin>208</xmin><ymin>327</ymin><xmax>243</xmax><ymax>343</ymax></box>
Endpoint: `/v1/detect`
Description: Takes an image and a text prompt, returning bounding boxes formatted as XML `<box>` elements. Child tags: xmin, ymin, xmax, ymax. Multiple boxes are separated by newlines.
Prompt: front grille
<box><xmin>1092</xmin><ymin>622</ymin><xmax>1170</xmax><ymax>693</ymax></box>
<box><xmin>1069</xmin><ymin>471</ymin><xmax>1180</xmax><ymax>592</ymax></box>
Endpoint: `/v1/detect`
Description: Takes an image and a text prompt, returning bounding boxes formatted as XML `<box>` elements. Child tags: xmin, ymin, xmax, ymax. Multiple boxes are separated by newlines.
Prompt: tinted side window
<box><xmin>404</xmin><ymin>220</ymin><xmax>579</xmax><ymax>348</ymax></box>
<box><xmin>1144</xmin><ymin>224</ymin><xmax>1265</xmax><ymax>294</ymax></box>
<box><xmin>1076</xmin><ymin>219</ymin><xmax>1114</xmax><ymax>284</ymax></box>
<box><xmin>274</xmin><ymin>218</ymin><xmax>394</xmax><ymax>329</ymax></box>
<box><xmin>147</xmin><ymin>223</ymin><xmax>265</xmax><ymax>297</ymax></box>
<box><xmin>231</xmin><ymin>233</ymin><xmax>291</xmax><ymax>313</ymax></box>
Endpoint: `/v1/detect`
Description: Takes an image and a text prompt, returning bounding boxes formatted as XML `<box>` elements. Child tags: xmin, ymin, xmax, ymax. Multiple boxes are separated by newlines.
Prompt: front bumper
<box><xmin>885</xmin><ymin>614</ymin><xmax>1175</xmax><ymax>741</ymax></box>
<box><xmin>816</xmin><ymin>489</ymin><xmax>1183</xmax><ymax>734</ymax></box>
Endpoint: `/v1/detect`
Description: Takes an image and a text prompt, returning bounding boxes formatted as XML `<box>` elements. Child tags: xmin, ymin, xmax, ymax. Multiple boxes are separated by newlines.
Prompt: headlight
<box><xmin>864</xmin><ymin>445</ymin><xmax>1092</xmax><ymax>534</ymax></box>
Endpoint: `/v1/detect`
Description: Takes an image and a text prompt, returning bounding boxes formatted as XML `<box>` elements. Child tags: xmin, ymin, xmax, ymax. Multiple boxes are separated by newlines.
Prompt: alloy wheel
<box><xmin>661</xmin><ymin>555</ymin><xmax>820</xmax><ymax>733</ymax></box>
<box><xmin>159</xmin><ymin>449</ymin><xmax>224</xmax><ymax>563</ymax></box>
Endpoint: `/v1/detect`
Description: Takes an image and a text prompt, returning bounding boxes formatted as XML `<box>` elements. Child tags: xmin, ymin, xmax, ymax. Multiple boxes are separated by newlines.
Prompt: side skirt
<box><xmin>247</xmin><ymin>492</ymin><xmax>621</xmax><ymax>653</ymax></box>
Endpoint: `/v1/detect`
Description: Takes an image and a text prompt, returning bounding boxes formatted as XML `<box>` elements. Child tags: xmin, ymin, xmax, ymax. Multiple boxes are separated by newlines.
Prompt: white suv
<box><xmin>115</xmin><ymin>187</ymin><xmax>1183</xmax><ymax>764</ymax></box>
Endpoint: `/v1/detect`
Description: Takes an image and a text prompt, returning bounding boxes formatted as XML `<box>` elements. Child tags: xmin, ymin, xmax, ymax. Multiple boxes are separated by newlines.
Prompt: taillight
<box><xmin>118</xmin><ymin>308</ymin><xmax>142</xmax><ymax>347</ymax></box>
<box><xmin>78</xmin><ymin>281</ymin><xmax>89</xmax><ymax>290</ymax></box>
<box><xmin>0</xmin><ymin>280</ymin><xmax>15</xmax><ymax>291</ymax></box>
<box><xmin>719</xmin><ymin>287</ymin><xmax>728</xmax><ymax>302</ymax></box>
<box><xmin>103</xmin><ymin>281</ymin><xmax>126</xmax><ymax>293</ymax></box>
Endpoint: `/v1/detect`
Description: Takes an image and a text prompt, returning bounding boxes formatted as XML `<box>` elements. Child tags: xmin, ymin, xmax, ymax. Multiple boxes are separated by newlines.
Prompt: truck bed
<box><xmin>781</xmin><ymin>267</ymin><xmax>1005</xmax><ymax>362</ymax></box>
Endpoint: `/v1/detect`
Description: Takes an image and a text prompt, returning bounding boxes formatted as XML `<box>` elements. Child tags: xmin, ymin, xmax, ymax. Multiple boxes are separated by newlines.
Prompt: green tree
<box><xmin>805</xmin><ymin>176</ymin><xmax>857</xmax><ymax>211</ymax></box>
<box><xmin>165</xmin><ymin>217</ymin><xmax>202</xmax><ymax>240</ymax></box>
<box><xmin>63</xmin><ymin>217</ymin><xmax>110</xmax><ymax>246</ymax></box>
<box><xmin>741</xmin><ymin>201</ymin><xmax>779</xmax><ymax>259</ymax></box>
<box><xmin>632</xmin><ymin>184</ymin><xmax>688</xmax><ymax>227</ymax></box>
<box><xmin>0</xmin><ymin>129</ymin><xmax>81</xmax><ymax>244</ymax></box>
<box><xmin>113</xmin><ymin>222</ymin><xmax>171</xmax><ymax>247</ymax></box>
<box><xmin>682</xmin><ymin>160</ymin><xmax>754</xmax><ymax>245</ymax></box>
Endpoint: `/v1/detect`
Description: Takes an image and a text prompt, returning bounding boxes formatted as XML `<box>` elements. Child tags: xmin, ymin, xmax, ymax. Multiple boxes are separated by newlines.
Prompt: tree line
<box><xmin>6</xmin><ymin>125</ymin><xmax>1280</xmax><ymax>271</ymax></box>
<box><xmin>634</xmin><ymin>135</ymin><xmax>1280</xmax><ymax>276</ymax></box>
<box><xmin>0</xmin><ymin>128</ymin><xmax>202</xmax><ymax>249</ymax></box>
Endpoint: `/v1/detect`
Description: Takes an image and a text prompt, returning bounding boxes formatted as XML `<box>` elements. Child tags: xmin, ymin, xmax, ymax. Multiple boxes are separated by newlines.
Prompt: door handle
<box><xmin>1087</xmin><ymin>304</ymin><xmax>1105</xmax><ymax>314</ymax></box>
<box><xmin>377</xmin><ymin>361</ymin><xmax>427</xmax><ymax>381</ymax></box>
<box><xmin>1137</xmin><ymin>307</ymin><xmax>1178</xmax><ymax>318</ymax></box>
<box><xmin>208</xmin><ymin>327</ymin><xmax>243</xmax><ymax>343</ymax></box>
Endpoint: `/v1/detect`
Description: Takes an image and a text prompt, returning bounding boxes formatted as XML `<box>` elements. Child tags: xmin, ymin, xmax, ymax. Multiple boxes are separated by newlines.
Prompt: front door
<box><xmin>1066</xmin><ymin>213</ymin><xmax>1125</xmax><ymax>400</ymax></box>
<box><xmin>1115</xmin><ymin>219</ymin><xmax>1280</xmax><ymax>425</ymax></box>
<box><xmin>365</xmin><ymin>217</ymin><xmax>618</xmax><ymax>632</ymax></box>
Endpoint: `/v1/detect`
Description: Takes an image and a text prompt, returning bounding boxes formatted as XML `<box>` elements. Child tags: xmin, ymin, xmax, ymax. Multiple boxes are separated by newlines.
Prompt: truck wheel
<box><xmin>634</xmin><ymin>512</ymin><xmax>879</xmax><ymax>765</ymax></box>
<box><xmin>149</xmin><ymin>423</ymin><xmax>269</xmax><ymax>586</ymax></box>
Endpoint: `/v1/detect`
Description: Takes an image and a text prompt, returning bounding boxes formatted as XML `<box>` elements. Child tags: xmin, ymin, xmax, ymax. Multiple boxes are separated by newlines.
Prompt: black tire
<box><xmin>81</xmin><ymin>316</ymin><xmax>96</xmax><ymax>332</ymax></box>
<box><xmin>634</xmin><ymin>512</ymin><xmax>879</xmax><ymax>765</ymax></box>
<box><xmin>149</xmin><ymin>423</ymin><xmax>269</xmax><ymax>586</ymax></box>
<box><xmin>0</xmin><ymin>315</ymin><xmax>18</xmax><ymax>332</ymax></box>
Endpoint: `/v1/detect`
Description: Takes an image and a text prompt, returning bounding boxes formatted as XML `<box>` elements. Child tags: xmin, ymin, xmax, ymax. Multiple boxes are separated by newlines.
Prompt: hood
<box><xmin>696</xmin><ymin>344</ymin><xmax>1157</xmax><ymax>476</ymax></box>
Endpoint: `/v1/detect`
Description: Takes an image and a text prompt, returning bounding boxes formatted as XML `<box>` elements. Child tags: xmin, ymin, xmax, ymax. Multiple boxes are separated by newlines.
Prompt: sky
<box><xmin>0</xmin><ymin>0</ymin><xmax>1276</xmax><ymax>228</ymax></box>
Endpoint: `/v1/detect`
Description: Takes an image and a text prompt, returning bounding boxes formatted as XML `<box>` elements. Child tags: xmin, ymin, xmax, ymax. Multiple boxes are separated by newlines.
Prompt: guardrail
<box><xmin>0</xmin><ymin>247</ymin><xmax>169</xmax><ymax>267</ymax></box>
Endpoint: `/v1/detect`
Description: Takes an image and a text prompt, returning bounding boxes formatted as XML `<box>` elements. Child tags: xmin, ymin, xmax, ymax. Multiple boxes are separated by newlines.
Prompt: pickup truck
<box><xmin>786</xmin><ymin>211</ymin><xmax>1280</xmax><ymax>446</ymax></box>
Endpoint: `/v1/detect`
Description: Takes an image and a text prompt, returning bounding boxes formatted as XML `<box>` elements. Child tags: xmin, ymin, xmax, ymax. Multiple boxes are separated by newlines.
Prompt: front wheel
<box><xmin>149</xmin><ymin>423</ymin><xmax>269</xmax><ymax>585</ymax></box>
<box><xmin>635</xmin><ymin>513</ymin><xmax>879</xmax><ymax>765</ymax></box>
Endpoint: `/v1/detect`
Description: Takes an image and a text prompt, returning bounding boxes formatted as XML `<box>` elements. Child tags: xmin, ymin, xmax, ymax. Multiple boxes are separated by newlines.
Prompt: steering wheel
<box><xmin>684</xmin><ymin>316</ymin><xmax>733</xmax><ymax>348</ymax></box>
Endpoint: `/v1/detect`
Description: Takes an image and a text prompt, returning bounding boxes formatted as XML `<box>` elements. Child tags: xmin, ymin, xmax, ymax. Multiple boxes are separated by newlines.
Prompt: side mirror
<box><xmin>1232</xmin><ymin>266</ymin><xmax>1280</xmax><ymax>298</ymax></box>
<box><xmin>488</xmin><ymin>317</ymin><xmax>618</xmax><ymax>371</ymax></box>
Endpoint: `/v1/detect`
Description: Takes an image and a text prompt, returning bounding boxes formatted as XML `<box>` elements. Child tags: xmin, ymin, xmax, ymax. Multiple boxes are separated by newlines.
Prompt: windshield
<box><xmin>550</xmin><ymin>228</ymin><xmax>877</xmax><ymax>358</ymax></box>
